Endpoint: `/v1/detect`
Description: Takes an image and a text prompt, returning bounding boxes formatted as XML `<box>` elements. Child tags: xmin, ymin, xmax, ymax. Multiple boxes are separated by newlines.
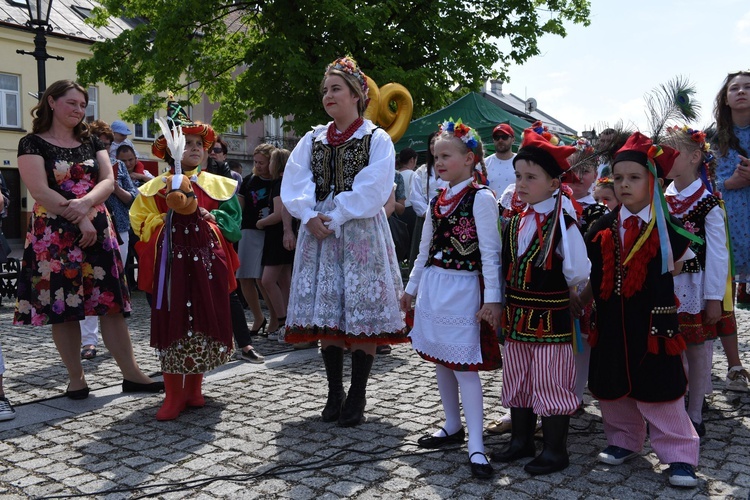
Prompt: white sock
<box><xmin>455</xmin><ymin>370</ymin><xmax>486</xmax><ymax>463</ymax></box>
<box><xmin>435</xmin><ymin>364</ymin><xmax>462</xmax><ymax>436</ymax></box>
<box><xmin>685</xmin><ymin>344</ymin><xmax>711</xmax><ymax>423</ymax></box>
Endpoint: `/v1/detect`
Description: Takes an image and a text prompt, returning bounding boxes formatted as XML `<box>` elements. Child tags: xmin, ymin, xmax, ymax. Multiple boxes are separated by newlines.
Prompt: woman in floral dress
<box><xmin>281</xmin><ymin>56</ymin><xmax>408</xmax><ymax>427</ymax></box>
<box><xmin>15</xmin><ymin>80</ymin><xmax>162</xmax><ymax>399</ymax></box>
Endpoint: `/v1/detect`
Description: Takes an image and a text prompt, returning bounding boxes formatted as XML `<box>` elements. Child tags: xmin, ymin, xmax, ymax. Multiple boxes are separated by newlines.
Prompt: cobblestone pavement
<box><xmin>0</xmin><ymin>292</ymin><xmax>749</xmax><ymax>499</ymax></box>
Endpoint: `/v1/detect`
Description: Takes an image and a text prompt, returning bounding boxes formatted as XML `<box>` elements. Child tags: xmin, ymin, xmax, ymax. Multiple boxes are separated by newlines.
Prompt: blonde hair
<box><xmin>252</xmin><ymin>143</ymin><xmax>276</xmax><ymax>175</ymax></box>
<box><xmin>435</xmin><ymin>132</ymin><xmax>488</xmax><ymax>182</ymax></box>
<box><xmin>269</xmin><ymin>148</ymin><xmax>290</xmax><ymax>180</ymax></box>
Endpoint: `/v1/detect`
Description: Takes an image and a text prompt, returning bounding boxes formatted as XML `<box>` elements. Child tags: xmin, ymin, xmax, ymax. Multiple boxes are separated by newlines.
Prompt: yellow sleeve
<box><xmin>130</xmin><ymin>193</ymin><xmax>164</xmax><ymax>243</ymax></box>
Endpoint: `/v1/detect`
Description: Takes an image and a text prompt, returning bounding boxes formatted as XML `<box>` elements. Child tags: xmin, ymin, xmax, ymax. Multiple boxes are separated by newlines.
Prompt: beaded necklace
<box><xmin>433</xmin><ymin>184</ymin><xmax>472</xmax><ymax>219</ymax></box>
<box><xmin>665</xmin><ymin>184</ymin><xmax>704</xmax><ymax>214</ymax></box>
<box><xmin>327</xmin><ymin>117</ymin><xmax>364</xmax><ymax>147</ymax></box>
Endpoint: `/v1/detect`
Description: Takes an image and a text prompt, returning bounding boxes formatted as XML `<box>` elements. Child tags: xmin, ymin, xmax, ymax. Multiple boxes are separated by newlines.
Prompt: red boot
<box><xmin>184</xmin><ymin>373</ymin><xmax>205</xmax><ymax>408</ymax></box>
<box><xmin>156</xmin><ymin>373</ymin><xmax>187</xmax><ymax>421</ymax></box>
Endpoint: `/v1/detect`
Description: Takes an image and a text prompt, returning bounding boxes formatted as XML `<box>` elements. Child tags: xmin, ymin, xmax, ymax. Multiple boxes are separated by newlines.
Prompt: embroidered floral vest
<box><xmin>310</xmin><ymin>135</ymin><xmax>371</xmax><ymax>201</ymax></box>
<box><xmin>677</xmin><ymin>195</ymin><xmax>721</xmax><ymax>274</ymax></box>
<box><xmin>501</xmin><ymin>212</ymin><xmax>574</xmax><ymax>343</ymax></box>
<box><xmin>426</xmin><ymin>187</ymin><xmax>483</xmax><ymax>271</ymax></box>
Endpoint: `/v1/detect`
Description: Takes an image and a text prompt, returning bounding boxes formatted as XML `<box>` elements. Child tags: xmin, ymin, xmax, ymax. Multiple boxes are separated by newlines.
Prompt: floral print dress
<box><xmin>715</xmin><ymin>125</ymin><xmax>750</xmax><ymax>280</ymax></box>
<box><xmin>14</xmin><ymin>135</ymin><xmax>130</xmax><ymax>326</ymax></box>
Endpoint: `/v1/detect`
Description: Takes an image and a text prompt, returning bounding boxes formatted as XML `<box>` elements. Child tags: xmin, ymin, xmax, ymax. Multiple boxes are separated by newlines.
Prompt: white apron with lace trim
<box><xmin>409</xmin><ymin>265</ymin><xmax>482</xmax><ymax>365</ymax></box>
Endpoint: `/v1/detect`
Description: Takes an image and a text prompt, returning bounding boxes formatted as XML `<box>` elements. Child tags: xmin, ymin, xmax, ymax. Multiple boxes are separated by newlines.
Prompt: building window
<box><xmin>133</xmin><ymin>95</ymin><xmax>157</xmax><ymax>140</ymax></box>
<box><xmin>0</xmin><ymin>73</ymin><xmax>20</xmax><ymax>128</ymax></box>
<box><xmin>225</xmin><ymin>124</ymin><xmax>242</xmax><ymax>136</ymax></box>
<box><xmin>85</xmin><ymin>86</ymin><xmax>98</xmax><ymax>122</ymax></box>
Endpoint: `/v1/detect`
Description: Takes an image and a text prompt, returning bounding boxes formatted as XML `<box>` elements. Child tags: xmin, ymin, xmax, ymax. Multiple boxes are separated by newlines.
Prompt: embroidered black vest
<box><xmin>426</xmin><ymin>187</ymin><xmax>483</xmax><ymax>271</ymax></box>
<box><xmin>310</xmin><ymin>135</ymin><xmax>371</xmax><ymax>201</ymax></box>
<box><xmin>677</xmin><ymin>195</ymin><xmax>721</xmax><ymax>274</ymax></box>
<box><xmin>501</xmin><ymin>212</ymin><xmax>575</xmax><ymax>343</ymax></box>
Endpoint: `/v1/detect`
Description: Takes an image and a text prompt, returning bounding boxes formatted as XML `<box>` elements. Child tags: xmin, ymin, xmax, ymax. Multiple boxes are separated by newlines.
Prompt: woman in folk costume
<box><xmin>130</xmin><ymin>98</ymin><xmax>241</xmax><ymax>421</ymax></box>
<box><xmin>281</xmin><ymin>56</ymin><xmax>408</xmax><ymax>427</ymax></box>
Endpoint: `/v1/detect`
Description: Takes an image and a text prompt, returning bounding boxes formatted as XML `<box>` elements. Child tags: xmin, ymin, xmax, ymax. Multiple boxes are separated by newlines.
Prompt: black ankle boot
<box><xmin>524</xmin><ymin>415</ymin><xmax>570</xmax><ymax>475</ymax></box>
<box><xmin>338</xmin><ymin>350</ymin><xmax>374</xmax><ymax>427</ymax></box>
<box><xmin>490</xmin><ymin>407</ymin><xmax>537</xmax><ymax>462</ymax></box>
<box><xmin>321</xmin><ymin>346</ymin><xmax>346</xmax><ymax>422</ymax></box>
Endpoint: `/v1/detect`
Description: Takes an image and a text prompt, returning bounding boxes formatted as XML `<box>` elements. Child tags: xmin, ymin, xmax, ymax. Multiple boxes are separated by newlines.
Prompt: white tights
<box><xmin>434</xmin><ymin>364</ymin><xmax>486</xmax><ymax>463</ymax></box>
<box><xmin>684</xmin><ymin>342</ymin><xmax>713</xmax><ymax>423</ymax></box>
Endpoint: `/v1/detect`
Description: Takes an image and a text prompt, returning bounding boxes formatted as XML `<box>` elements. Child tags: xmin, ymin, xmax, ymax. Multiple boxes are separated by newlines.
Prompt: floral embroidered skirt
<box><xmin>285</xmin><ymin>196</ymin><xmax>408</xmax><ymax>345</ymax></box>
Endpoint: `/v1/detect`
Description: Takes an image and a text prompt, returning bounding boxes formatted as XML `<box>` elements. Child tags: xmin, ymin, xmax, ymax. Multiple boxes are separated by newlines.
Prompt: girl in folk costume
<box><xmin>401</xmin><ymin>120</ymin><xmax>501</xmax><ymax>479</ymax></box>
<box><xmin>593</xmin><ymin>176</ymin><xmax>618</xmax><ymax>211</ymax></box>
<box><xmin>582</xmin><ymin>132</ymin><xmax>701</xmax><ymax>488</ymax></box>
<box><xmin>663</xmin><ymin>125</ymin><xmax>734</xmax><ymax>437</ymax></box>
<box><xmin>491</xmin><ymin>129</ymin><xmax>590</xmax><ymax>476</ymax></box>
<box><xmin>281</xmin><ymin>56</ymin><xmax>408</xmax><ymax>427</ymax></box>
<box><xmin>130</xmin><ymin>99</ymin><xmax>241</xmax><ymax>421</ymax></box>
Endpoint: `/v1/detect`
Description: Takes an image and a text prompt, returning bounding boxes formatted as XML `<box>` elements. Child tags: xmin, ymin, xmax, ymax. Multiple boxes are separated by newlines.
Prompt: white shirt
<box><xmin>484</xmin><ymin>153</ymin><xmax>516</xmax><ymax>201</ymax></box>
<box><xmin>618</xmin><ymin>204</ymin><xmax>696</xmax><ymax>264</ymax></box>
<box><xmin>406</xmin><ymin>178</ymin><xmax>503</xmax><ymax>303</ymax></box>
<box><xmin>517</xmin><ymin>196</ymin><xmax>591</xmax><ymax>287</ymax></box>
<box><xmin>281</xmin><ymin>120</ymin><xmax>395</xmax><ymax>234</ymax></box>
<box><xmin>410</xmin><ymin>164</ymin><xmax>449</xmax><ymax>217</ymax></box>
<box><xmin>398</xmin><ymin>168</ymin><xmax>415</xmax><ymax>207</ymax></box>
<box><xmin>665</xmin><ymin>179</ymin><xmax>728</xmax><ymax>301</ymax></box>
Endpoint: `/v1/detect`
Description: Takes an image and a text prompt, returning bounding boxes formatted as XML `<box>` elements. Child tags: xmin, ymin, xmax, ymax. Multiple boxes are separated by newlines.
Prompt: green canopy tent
<box><xmin>394</xmin><ymin>92</ymin><xmax>532</xmax><ymax>154</ymax></box>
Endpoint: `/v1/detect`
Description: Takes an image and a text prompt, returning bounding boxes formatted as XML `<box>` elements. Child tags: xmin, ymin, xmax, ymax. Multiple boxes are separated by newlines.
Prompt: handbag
<box><xmin>387</xmin><ymin>214</ymin><xmax>410</xmax><ymax>262</ymax></box>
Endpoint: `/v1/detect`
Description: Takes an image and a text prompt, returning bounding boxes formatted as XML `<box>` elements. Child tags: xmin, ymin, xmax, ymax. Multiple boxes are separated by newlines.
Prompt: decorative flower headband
<box><xmin>595</xmin><ymin>176</ymin><xmax>613</xmax><ymax>188</ymax></box>
<box><xmin>326</xmin><ymin>56</ymin><xmax>369</xmax><ymax>98</ymax></box>
<box><xmin>439</xmin><ymin>118</ymin><xmax>479</xmax><ymax>149</ymax></box>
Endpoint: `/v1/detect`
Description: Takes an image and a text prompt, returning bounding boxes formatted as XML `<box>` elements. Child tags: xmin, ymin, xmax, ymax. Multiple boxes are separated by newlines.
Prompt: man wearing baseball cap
<box><xmin>484</xmin><ymin>123</ymin><xmax>516</xmax><ymax>200</ymax></box>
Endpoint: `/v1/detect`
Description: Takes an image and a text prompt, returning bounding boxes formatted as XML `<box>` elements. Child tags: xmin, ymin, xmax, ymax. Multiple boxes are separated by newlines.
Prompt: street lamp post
<box><xmin>15</xmin><ymin>0</ymin><xmax>64</xmax><ymax>100</ymax></box>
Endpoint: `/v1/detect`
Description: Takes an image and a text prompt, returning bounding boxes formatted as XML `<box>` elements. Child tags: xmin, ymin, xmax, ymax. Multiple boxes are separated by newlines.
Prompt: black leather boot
<box><xmin>524</xmin><ymin>415</ymin><xmax>570</xmax><ymax>475</ymax></box>
<box><xmin>321</xmin><ymin>346</ymin><xmax>346</xmax><ymax>422</ymax></box>
<box><xmin>338</xmin><ymin>350</ymin><xmax>374</xmax><ymax>427</ymax></box>
<box><xmin>490</xmin><ymin>407</ymin><xmax>537</xmax><ymax>462</ymax></box>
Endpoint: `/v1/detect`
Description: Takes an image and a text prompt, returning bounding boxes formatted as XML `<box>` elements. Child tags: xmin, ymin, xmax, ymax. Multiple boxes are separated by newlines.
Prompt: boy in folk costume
<box><xmin>583</xmin><ymin>132</ymin><xmax>701</xmax><ymax>488</ymax></box>
<box><xmin>491</xmin><ymin>129</ymin><xmax>591</xmax><ymax>475</ymax></box>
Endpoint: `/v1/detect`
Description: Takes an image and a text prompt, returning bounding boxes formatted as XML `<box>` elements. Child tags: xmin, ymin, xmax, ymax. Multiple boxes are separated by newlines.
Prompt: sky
<box><xmin>492</xmin><ymin>0</ymin><xmax>750</xmax><ymax>136</ymax></box>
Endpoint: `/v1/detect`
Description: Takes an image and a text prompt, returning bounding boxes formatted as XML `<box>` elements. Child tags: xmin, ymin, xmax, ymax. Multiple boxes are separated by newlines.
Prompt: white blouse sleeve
<box><xmin>281</xmin><ymin>130</ymin><xmax>318</xmax><ymax>225</ymax></box>
<box><xmin>326</xmin><ymin>129</ymin><xmax>396</xmax><ymax>235</ymax></box>
<box><xmin>405</xmin><ymin>199</ymin><xmax>434</xmax><ymax>296</ymax></box>
<box><xmin>410</xmin><ymin>167</ymin><xmax>429</xmax><ymax>217</ymax></box>
<box><xmin>474</xmin><ymin>189</ymin><xmax>503</xmax><ymax>303</ymax></box>
<box><xmin>703</xmin><ymin>204</ymin><xmax>730</xmax><ymax>300</ymax></box>
<box><xmin>556</xmin><ymin>222</ymin><xmax>591</xmax><ymax>287</ymax></box>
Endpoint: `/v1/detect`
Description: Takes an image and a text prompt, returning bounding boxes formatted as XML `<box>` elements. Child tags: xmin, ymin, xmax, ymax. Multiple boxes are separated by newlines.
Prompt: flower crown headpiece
<box><xmin>595</xmin><ymin>176</ymin><xmax>613</xmax><ymax>188</ymax></box>
<box><xmin>439</xmin><ymin>118</ymin><xmax>479</xmax><ymax>149</ymax></box>
<box><xmin>666</xmin><ymin>125</ymin><xmax>716</xmax><ymax>191</ymax></box>
<box><xmin>326</xmin><ymin>56</ymin><xmax>369</xmax><ymax>98</ymax></box>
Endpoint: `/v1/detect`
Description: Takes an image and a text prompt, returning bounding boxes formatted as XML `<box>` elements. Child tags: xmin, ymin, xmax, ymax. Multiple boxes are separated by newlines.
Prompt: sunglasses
<box><xmin>493</xmin><ymin>134</ymin><xmax>511</xmax><ymax>141</ymax></box>
<box><xmin>211</xmin><ymin>148</ymin><xmax>224</xmax><ymax>153</ymax></box>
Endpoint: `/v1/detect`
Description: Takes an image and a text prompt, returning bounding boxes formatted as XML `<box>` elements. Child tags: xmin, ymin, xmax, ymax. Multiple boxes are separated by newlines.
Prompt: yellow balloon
<box><xmin>364</xmin><ymin>76</ymin><xmax>413</xmax><ymax>143</ymax></box>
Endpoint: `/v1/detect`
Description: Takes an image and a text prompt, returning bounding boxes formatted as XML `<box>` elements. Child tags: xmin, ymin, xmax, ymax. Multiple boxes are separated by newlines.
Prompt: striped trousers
<box><xmin>599</xmin><ymin>397</ymin><xmax>700</xmax><ymax>466</ymax></box>
<box><xmin>501</xmin><ymin>341</ymin><xmax>579</xmax><ymax>416</ymax></box>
